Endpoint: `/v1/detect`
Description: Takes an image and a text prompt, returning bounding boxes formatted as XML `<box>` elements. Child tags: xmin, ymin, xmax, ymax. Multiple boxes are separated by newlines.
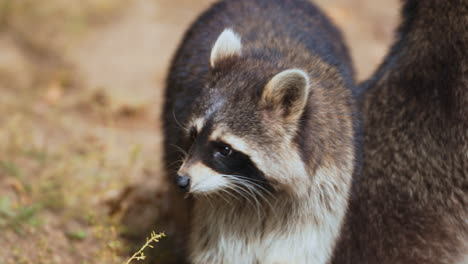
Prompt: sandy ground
<box><xmin>0</xmin><ymin>0</ymin><xmax>399</xmax><ymax>263</ymax></box>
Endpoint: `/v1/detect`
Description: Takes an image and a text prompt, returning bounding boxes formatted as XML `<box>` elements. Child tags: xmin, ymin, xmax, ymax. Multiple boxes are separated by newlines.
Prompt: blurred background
<box><xmin>0</xmin><ymin>0</ymin><xmax>398</xmax><ymax>263</ymax></box>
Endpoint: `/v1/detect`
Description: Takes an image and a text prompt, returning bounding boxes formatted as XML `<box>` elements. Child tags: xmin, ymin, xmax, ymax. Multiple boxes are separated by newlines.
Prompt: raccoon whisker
<box><xmin>229</xmin><ymin>175</ymin><xmax>274</xmax><ymax>197</ymax></box>
<box><xmin>225</xmin><ymin>182</ymin><xmax>253</xmax><ymax>205</ymax></box>
<box><xmin>170</xmin><ymin>144</ymin><xmax>189</xmax><ymax>158</ymax></box>
<box><xmin>228</xmin><ymin>179</ymin><xmax>265</xmax><ymax>219</ymax></box>
<box><xmin>225</xmin><ymin>181</ymin><xmax>259</xmax><ymax>215</ymax></box>
<box><xmin>195</xmin><ymin>193</ymin><xmax>215</xmax><ymax>209</ymax></box>
<box><xmin>229</xmin><ymin>175</ymin><xmax>268</xmax><ymax>185</ymax></box>
<box><xmin>244</xmin><ymin>182</ymin><xmax>273</xmax><ymax>217</ymax></box>
<box><xmin>168</xmin><ymin>158</ymin><xmax>185</xmax><ymax>169</ymax></box>
<box><xmin>217</xmin><ymin>188</ymin><xmax>237</xmax><ymax>205</ymax></box>
<box><xmin>172</xmin><ymin>107</ymin><xmax>189</xmax><ymax>132</ymax></box>
<box><xmin>205</xmin><ymin>194</ymin><xmax>216</xmax><ymax>209</ymax></box>
<box><xmin>215</xmin><ymin>192</ymin><xmax>230</xmax><ymax>204</ymax></box>
<box><xmin>219</xmin><ymin>182</ymin><xmax>241</xmax><ymax>200</ymax></box>
<box><xmin>221</xmin><ymin>186</ymin><xmax>244</xmax><ymax>207</ymax></box>
<box><xmin>192</xmin><ymin>184</ymin><xmax>235</xmax><ymax>207</ymax></box>
<box><xmin>221</xmin><ymin>190</ymin><xmax>240</xmax><ymax>204</ymax></box>
<box><xmin>240</xmin><ymin>183</ymin><xmax>265</xmax><ymax>219</ymax></box>
<box><xmin>220</xmin><ymin>174</ymin><xmax>265</xmax><ymax>187</ymax></box>
<box><xmin>222</xmin><ymin>175</ymin><xmax>272</xmax><ymax>202</ymax></box>
<box><xmin>227</xmin><ymin>176</ymin><xmax>278</xmax><ymax>219</ymax></box>
<box><xmin>238</xmin><ymin>188</ymin><xmax>263</xmax><ymax>219</ymax></box>
<box><xmin>244</xmin><ymin>182</ymin><xmax>277</xmax><ymax>217</ymax></box>
<box><xmin>196</xmin><ymin>192</ymin><xmax>213</xmax><ymax>202</ymax></box>
<box><xmin>226</xmin><ymin>175</ymin><xmax>276</xmax><ymax>207</ymax></box>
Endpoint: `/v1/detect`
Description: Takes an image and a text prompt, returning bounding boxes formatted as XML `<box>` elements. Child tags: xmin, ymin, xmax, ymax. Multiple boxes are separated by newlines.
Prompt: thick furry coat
<box><xmin>163</xmin><ymin>0</ymin><xmax>357</xmax><ymax>263</ymax></box>
<box><xmin>332</xmin><ymin>1</ymin><xmax>468</xmax><ymax>263</ymax></box>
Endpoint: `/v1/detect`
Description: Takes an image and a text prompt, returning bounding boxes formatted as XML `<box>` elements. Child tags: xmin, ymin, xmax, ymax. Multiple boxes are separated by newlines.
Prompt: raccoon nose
<box><xmin>176</xmin><ymin>174</ymin><xmax>190</xmax><ymax>192</ymax></box>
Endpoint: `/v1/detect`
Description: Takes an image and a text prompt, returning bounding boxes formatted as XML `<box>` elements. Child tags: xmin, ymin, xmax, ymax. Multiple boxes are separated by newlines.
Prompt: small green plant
<box><xmin>125</xmin><ymin>231</ymin><xmax>165</xmax><ymax>264</ymax></box>
<box><xmin>0</xmin><ymin>196</ymin><xmax>42</xmax><ymax>233</ymax></box>
<box><xmin>66</xmin><ymin>230</ymin><xmax>87</xmax><ymax>241</ymax></box>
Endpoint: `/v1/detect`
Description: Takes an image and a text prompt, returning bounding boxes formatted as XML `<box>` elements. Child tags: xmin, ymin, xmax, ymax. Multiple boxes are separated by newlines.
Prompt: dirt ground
<box><xmin>0</xmin><ymin>0</ymin><xmax>399</xmax><ymax>263</ymax></box>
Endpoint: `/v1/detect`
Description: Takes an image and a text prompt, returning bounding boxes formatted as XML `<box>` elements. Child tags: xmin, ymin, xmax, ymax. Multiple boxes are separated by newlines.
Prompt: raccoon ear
<box><xmin>210</xmin><ymin>28</ymin><xmax>242</xmax><ymax>68</ymax></box>
<box><xmin>261</xmin><ymin>69</ymin><xmax>310</xmax><ymax>122</ymax></box>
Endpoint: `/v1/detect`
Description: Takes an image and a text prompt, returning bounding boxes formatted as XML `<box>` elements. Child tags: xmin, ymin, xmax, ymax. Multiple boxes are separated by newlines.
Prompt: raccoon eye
<box><xmin>214</xmin><ymin>143</ymin><xmax>233</xmax><ymax>157</ymax></box>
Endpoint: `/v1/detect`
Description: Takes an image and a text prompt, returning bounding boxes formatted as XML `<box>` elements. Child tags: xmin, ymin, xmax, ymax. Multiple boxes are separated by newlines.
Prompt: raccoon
<box><xmin>332</xmin><ymin>0</ymin><xmax>468</xmax><ymax>263</ymax></box>
<box><xmin>163</xmin><ymin>0</ymin><xmax>357</xmax><ymax>263</ymax></box>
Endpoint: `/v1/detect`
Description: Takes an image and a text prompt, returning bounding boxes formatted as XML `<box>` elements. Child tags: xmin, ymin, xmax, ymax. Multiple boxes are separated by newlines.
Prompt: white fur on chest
<box><xmin>191</xmin><ymin>218</ymin><xmax>339</xmax><ymax>264</ymax></box>
<box><xmin>257</xmin><ymin>223</ymin><xmax>337</xmax><ymax>264</ymax></box>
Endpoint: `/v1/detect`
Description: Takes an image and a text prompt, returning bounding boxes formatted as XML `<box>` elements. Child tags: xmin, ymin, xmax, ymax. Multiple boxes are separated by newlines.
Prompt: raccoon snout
<box><xmin>175</xmin><ymin>174</ymin><xmax>190</xmax><ymax>192</ymax></box>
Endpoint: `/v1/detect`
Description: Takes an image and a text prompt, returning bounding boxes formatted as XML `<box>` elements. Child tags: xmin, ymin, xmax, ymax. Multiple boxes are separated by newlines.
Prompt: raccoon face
<box><xmin>176</xmin><ymin>121</ymin><xmax>269</xmax><ymax>194</ymax></box>
<box><xmin>176</xmin><ymin>29</ymin><xmax>311</xmax><ymax>196</ymax></box>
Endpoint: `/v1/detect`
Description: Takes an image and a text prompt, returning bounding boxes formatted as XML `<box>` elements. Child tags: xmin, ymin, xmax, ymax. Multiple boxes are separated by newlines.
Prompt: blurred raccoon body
<box><xmin>332</xmin><ymin>1</ymin><xmax>468</xmax><ymax>263</ymax></box>
<box><xmin>163</xmin><ymin>0</ymin><xmax>357</xmax><ymax>263</ymax></box>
